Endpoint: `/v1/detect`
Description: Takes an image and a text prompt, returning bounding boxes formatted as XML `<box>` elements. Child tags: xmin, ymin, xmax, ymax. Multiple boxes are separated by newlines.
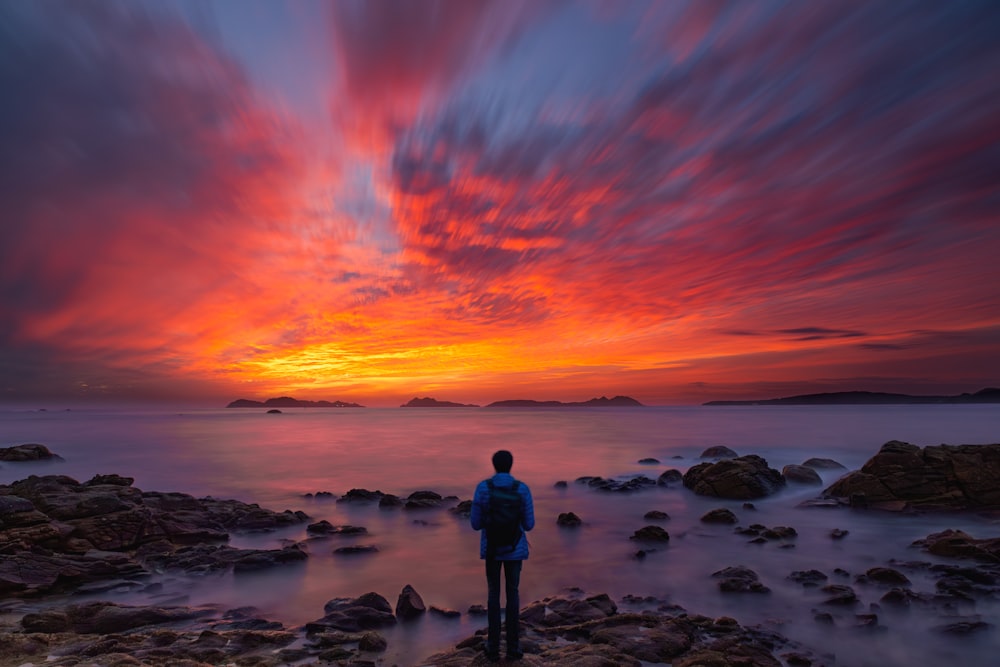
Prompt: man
<box><xmin>470</xmin><ymin>449</ymin><xmax>535</xmax><ymax>662</ymax></box>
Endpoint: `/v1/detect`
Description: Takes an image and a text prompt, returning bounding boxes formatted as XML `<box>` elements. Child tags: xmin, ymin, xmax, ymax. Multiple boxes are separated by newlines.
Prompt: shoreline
<box><xmin>2</xmin><ymin>441</ymin><xmax>1000</xmax><ymax>665</ymax></box>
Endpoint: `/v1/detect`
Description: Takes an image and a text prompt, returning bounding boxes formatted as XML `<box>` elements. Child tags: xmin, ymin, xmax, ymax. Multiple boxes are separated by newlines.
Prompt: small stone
<box><xmin>742</xmin><ymin>502</ymin><xmax>756</xmax><ymax>510</ymax></box>
<box><xmin>333</xmin><ymin>545</ymin><xmax>379</xmax><ymax>555</ymax></box>
<box><xmin>830</xmin><ymin>528</ymin><xmax>849</xmax><ymax>539</ymax></box>
<box><xmin>643</xmin><ymin>510</ymin><xmax>670</xmax><ymax>520</ymax></box>
<box><xmin>467</xmin><ymin>604</ymin><xmax>487</xmax><ymax>616</ymax></box>
<box><xmin>700</xmin><ymin>508</ymin><xmax>738</xmax><ymax>524</ymax></box>
<box><xmin>429</xmin><ymin>606</ymin><xmax>461</xmax><ymax>618</ymax></box>
<box><xmin>656</xmin><ymin>469</ymin><xmax>683</xmax><ymax>485</ymax></box>
<box><xmin>630</xmin><ymin>525</ymin><xmax>670</xmax><ymax>542</ymax></box>
<box><xmin>554</xmin><ymin>480</ymin><xmax>568</xmax><ymax>488</ymax></box>
<box><xmin>638</xmin><ymin>458</ymin><xmax>661</xmax><ymax>464</ymax></box>
<box><xmin>557</xmin><ymin>512</ymin><xmax>582</xmax><ymax>527</ymax></box>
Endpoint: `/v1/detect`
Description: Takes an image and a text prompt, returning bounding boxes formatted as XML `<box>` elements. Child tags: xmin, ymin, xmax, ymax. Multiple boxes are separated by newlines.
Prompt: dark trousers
<box><xmin>485</xmin><ymin>558</ymin><xmax>522</xmax><ymax>652</ymax></box>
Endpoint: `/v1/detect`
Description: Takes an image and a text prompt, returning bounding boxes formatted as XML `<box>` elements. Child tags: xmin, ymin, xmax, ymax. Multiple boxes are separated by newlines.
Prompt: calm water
<box><xmin>2</xmin><ymin>405</ymin><xmax>999</xmax><ymax>666</ymax></box>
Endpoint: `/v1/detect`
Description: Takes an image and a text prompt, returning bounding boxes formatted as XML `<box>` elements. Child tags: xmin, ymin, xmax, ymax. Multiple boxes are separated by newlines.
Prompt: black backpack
<box><xmin>485</xmin><ymin>480</ymin><xmax>523</xmax><ymax>557</ymax></box>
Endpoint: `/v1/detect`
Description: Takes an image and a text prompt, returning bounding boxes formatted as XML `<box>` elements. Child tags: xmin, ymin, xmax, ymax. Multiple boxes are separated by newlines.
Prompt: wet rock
<box><xmin>22</xmin><ymin>601</ymin><xmax>209</xmax><ymax>634</ymax></box>
<box><xmin>449</xmin><ymin>499</ymin><xmax>472</xmax><ymax>517</ymax></box>
<box><xmin>712</xmin><ymin>566</ymin><xmax>770</xmax><ymax>593</ymax></box>
<box><xmin>830</xmin><ymin>528</ymin><xmax>849</xmax><ymax>539</ymax></box>
<box><xmin>520</xmin><ymin>593</ymin><xmax>618</xmax><ymax>627</ymax></box>
<box><xmin>358</xmin><ymin>631</ymin><xmax>388</xmax><ymax>651</ymax></box>
<box><xmin>802</xmin><ymin>457</ymin><xmax>846</xmax><ymax>470</ymax></box>
<box><xmin>308</xmin><ymin>593</ymin><xmax>396</xmax><ymax>633</ymax></box>
<box><xmin>0</xmin><ymin>443</ymin><xmax>63</xmax><ymax>461</ymax></box>
<box><xmin>378</xmin><ymin>493</ymin><xmax>403</xmax><ymax>508</ymax></box>
<box><xmin>913</xmin><ymin>529</ymin><xmax>1000</xmax><ymax>561</ymax></box>
<box><xmin>0</xmin><ymin>550</ymin><xmax>148</xmax><ymax>595</ymax></box>
<box><xmin>630</xmin><ymin>525</ymin><xmax>670</xmax><ymax>542</ymax></box>
<box><xmin>858</xmin><ymin>567</ymin><xmax>911</xmax><ymax>586</ymax></box>
<box><xmin>822</xmin><ymin>441</ymin><xmax>1000</xmax><ymax>511</ymax></box>
<box><xmin>396</xmin><ymin>584</ymin><xmax>426</xmax><ymax>620</ymax></box>
<box><xmin>683</xmin><ymin>455</ymin><xmax>786</xmax><ymax>499</ymax></box>
<box><xmin>788</xmin><ymin>570</ymin><xmax>828</xmax><ymax>587</ymax></box>
<box><xmin>933</xmin><ymin>618</ymin><xmax>993</xmax><ymax>634</ymax></box>
<box><xmin>430</xmin><ymin>606</ymin><xmax>461</xmax><ymax>618</ymax></box>
<box><xmin>657</xmin><ymin>469</ymin><xmax>683</xmax><ymax>485</ymax></box>
<box><xmin>405</xmin><ymin>490</ymin><xmax>444</xmax><ymax>509</ymax></box>
<box><xmin>761</xmin><ymin>526</ymin><xmax>797</xmax><ymax>540</ymax></box>
<box><xmin>700</xmin><ymin>508</ymin><xmax>738</xmax><ymax>524</ymax></box>
<box><xmin>700</xmin><ymin>446</ymin><xmax>739</xmax><ymax>459</ymax></box>
<box><xmin>782</xmin><ymin>465</ymin><xmax>822</xmax><ymax>485</ymax></box>
<box><xmin>307</xmin><ymin>521</ymin><xmax>367</xmax><ymax>536</ymax></box>
<box><xmin>643</xmin><ymin>510</ymin><xmax>670</xmax><ymax>520</ymax></box>
<box><xmin>333</xmin><ymin>545</ymin><xmax>379</xmax><ymax>555</ymax></box>
<box><xmin>820</xmin><ymin>584</ymin><xmax>858</xmax><ymax>605</ymax></box>
<box><xmin>557</xmin><ymin>512</ymin><xmax>582</xmax><ymax>527</ymax></box>
<box><xmin>337</xmin><ymin>488</ymin><xmax>385</xmax><ymax>503</ymax></box>
<box><xmin>638</xmin><ymin>457</ymin><xmax>661</xmax><ymax>464</ymax></box>
<box><xmin>575</xmin><ymin>475</ymin><xmax>658</xmax><ymax>493</ymax></box>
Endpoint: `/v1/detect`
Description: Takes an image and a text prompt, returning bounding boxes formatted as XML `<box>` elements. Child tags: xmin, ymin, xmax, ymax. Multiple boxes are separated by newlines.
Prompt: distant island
<box><xmin>227</xmin><ymin>397</ymin><xmax>365</xmax><ymax>408</ymax></box>
<box><xmin>704</xmin><ymin>388</ymin><xmax>1000</xmax><ymax>406</ymax></box>
<box><xmin>486</xmin><ymin>395</ymin><xmax>643</xmax><ymax>408</ymax></box>
<box><xmin>401</xmin><ymin>397</ymin><xmax>480</xmax><ymax>408</ymax></box>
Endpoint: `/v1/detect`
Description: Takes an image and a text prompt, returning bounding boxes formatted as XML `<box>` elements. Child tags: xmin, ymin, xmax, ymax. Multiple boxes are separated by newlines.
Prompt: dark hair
<box><xmin>492</xmin><ymin>449</ymin><xmax>513</xmax><ymax>473</ymax></box>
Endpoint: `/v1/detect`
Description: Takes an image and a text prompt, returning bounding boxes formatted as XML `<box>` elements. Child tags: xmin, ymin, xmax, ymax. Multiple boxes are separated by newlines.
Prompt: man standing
<box><xmin>471</xmin><ymin>449</ymin><xmax>535</xmax><ymax>662</ymax></box>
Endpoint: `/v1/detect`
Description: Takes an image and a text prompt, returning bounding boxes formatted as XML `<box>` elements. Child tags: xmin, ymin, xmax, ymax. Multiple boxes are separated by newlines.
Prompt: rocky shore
<box><xmin>2</xmin><ymin>440</ymin><xmax>999</xmax><ymax>666</ymax></box>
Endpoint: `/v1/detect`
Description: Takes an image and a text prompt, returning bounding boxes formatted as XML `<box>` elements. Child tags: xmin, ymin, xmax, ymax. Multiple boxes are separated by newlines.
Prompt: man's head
<box><xmin>492</xmin><ymin>449</ymin><xmax>513</xmax><ymax>473</ymax></box>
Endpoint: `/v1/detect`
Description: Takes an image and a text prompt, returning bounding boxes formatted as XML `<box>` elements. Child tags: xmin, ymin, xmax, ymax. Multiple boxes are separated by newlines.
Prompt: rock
<box><xmin>913</xmin><ymin>529</ymin><xmax>1000</xmax><ymax>561</ymax></box>
<box><xmin>683</xmin><ymin>455</ymin><xmax>786</xmax><ymax>499</ymax></box>
<box><xmin>630</xmin><ymin>525</ymin><xmax>670</xmax><ymax>542</ymax></box>
<box><xmin>467</xmin><ymin>604</ymin><xmax>486</xmax><ymax>615</ymax></box>
<box><xmin>700</xmin><ymin>446</ymin><xmax>739</xmax><ymax>459</ymax></box>
<box><xmin>307</xmin><ymin>521</ymin><xmax>367</xmax><ymax>536</ymax></box>
<box><xmin>308</xmin><ymin>593</ymin><xmax>396</xmax><ymax>633</ymax></box>
<box><xmin>830</xmin><ymin>528</ymin><xmax>849</xmax><ymax>539</ymax></box>
<box><xmin>358</xmin><ymin>631</ymin><xmax>388</xmax><ymax>651</ymax></box>
<box><xmin>643</xmin><ymin>510</ymin><xmax>670</xmax><ymax>520</ymax></box>
<box><xmin>575</xmin><ymin>475</ymin><xmax>658</xmax><ymax>493</ymax></box>
<box><xmin>820</xmin><ymin>584</ymin><xmax>858</xmax><ymax>605</ymax></box>
<box><xmin>333</xmin><ymin>545</ymin><xmax>379</xmax><ymax>555</ymax></box>
<box><xmin>813</xmin><ymin>611</ymin><xmax>834</xmax><ymax>625</ymax></box>
<box><xmin>449</xmin><ymin>499</ymin><xmax>472</xmax><ymax>517</ymax></box>
<box><xmin>656</xmin><ymin>469</ymin><xmax>683</xmax><ymax>485</ymax></box>
<box><xmin>858</xmin><ymin>567</ymin><xmax>911</xmax><ymax>586</ymax></box>
<box><xmin>0</xmin><ymin>443</ymin><xmax>63</xmax><ymax>461</ymax></box>
<box><xmin>143</xmin><ymin>543</ymin><xmax>307</xmax><ymax>574</ymax></box>
<box><xmin>520</xmin><ymin>593</ymin><xmax>618</xmax><ymax>627</ymax></box>
<box><xmin>761</xmin><ymin>526</ymin><xmax>797</xmax><ymax>540</ymax></box>
<box><xmin>405</xmin><ymin>490</ymin><xmax>443</xmax><ymax>509</ymax></box>
<box><xmin>337</xmin><ymin>488</ymin><xmax>385</xmax><ymax>503</ymax></box>
<box><xmin>266</xmin><ymin>408</ymin><xmax>282</xmax><ymax>414</ymax></box>
<box><xmin>638</xmin><ymin>458</ymin><xmax>660</xmax><ymax>464</ymax></box>
<box><xmin>712</xmin><ymin>566</ymin><xmax>770</xmax><ymax>593</ymax></box>
<box><xmin>700</xmin><ymin>508</ymin><xmax>738</xmax><ymax>524</ymax></box>
<box><xmin>378</xmin><ymin>494</ymin><xmax>403</xmax><ymax>508</ymax></box>
<box><xmin>557</xmin><ymin>512</ymin><xmax>582</xmax><ymax>527</ymax></box>
<box><xmin>802</xmin><ymin>457</ymin><xmax>846</xmax><ymax>470</ymax></box>
<box><xmin>396</xmin><ymin>584</ymin><xmax>426</xmax><ymax>620</ymax></box>
<box><xmin>742</xmin><ymin>502</ymin><xmax>756</xmax><ymax>510</ymax></box>
<box><xmin>782</xmin><ymin>464</ymin><xmax>822</xmax><ymax>485</ymax></box>
<box><xmin>21</xmin><ymin>601</ymin><xmax>208</xmax><ymax>634</ymax></box>
<box><xmin>554</xmin><ymin>480</ymin><xmax>568</xmax><ymax>488</ymax></box>
<box><xmin>0</xmin><ymin>550</ymin><xmax>148</xmax><ymax>595</ymax></box>
<box><xmin>788</xmin><ymin>570</ymin><xmax>828</xmax><ymax>587</ymax></box>
<box><xmin>429</xmin><ymin>606</ymin><xmax>461</xmax><ymax>618</ymax></box>
<box><xmin>933</xmin><ymin>619</ymin><xmax>993</xmax><ymax>634</ymax></box>
<box><xmin>821</xmin><ymin>441</ymin><xmax>1000</xmax><ymax>510</ymax></box>
<box><xmin>85</xmin><ymin>474</ymin><xmax>134</xmax><ymax>487</ymax></box>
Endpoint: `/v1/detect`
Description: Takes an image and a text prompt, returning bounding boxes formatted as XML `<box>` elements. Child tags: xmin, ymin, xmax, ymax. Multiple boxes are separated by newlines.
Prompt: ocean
<box><xmin>2</xmin><ymin>404</ymin><xmax>998</xmax><ymax>666</ymax></box>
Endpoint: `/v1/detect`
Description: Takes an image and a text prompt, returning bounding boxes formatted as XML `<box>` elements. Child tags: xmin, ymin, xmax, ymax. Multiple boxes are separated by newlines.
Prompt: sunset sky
<box><xmin>1</xmin><ymin>0</ymin><xmax>998</xmax><ymax>406</ymax></box>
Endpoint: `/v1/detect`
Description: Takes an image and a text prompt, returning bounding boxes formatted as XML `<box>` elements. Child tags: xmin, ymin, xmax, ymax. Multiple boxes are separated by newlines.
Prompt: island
<box><xmin>485</xmin><ymin>395</ymin><xmax>643</xmax><ymax>408</ymax></box>
<box><xmin>703</xmin><ymin>387</ymin><xmax>1000</xmax><ymax>406</ymax></box>
<box><xmin>401</xmin><ymin>397</ymin><xmax>480</xmax><ymax>407</ymax></box>
<box><xmin>226</xmin><ymin>397</ymin><xmax>365</xmax><ymax>408</ymax></box>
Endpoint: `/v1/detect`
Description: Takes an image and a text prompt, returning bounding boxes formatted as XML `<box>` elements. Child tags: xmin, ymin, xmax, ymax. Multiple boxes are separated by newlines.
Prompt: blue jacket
<box><xmin>470</xmin><ymin>473</ymin><xmax>535</xmax><ymax>560</ymax></box>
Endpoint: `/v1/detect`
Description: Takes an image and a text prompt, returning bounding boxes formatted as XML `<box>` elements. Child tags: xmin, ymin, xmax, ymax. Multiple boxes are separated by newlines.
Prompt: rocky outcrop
<box><xmin>575</xmin><ymin>475</ymin><xmax>657</xmax><ymax>493</ymax></box>
<box><xmin>683</xmin><ymin>455</ymin><xmax>786</xmax><ymax>499</ymax></box>
<box><xmin>306</xmin><ymin>592</ymin><xmax>396</xmax><ymax>633</ymax></box>
<box><xmin>912</xmin><ymin>529</ymin><xmax>1000</xmax><ymax>561</ymax></box>
<box><xmin>22</xmin><ymin>601</ymin><xmax>210</xmax><ymax>634</ymax></box>
<box><xmin>0</xmin><ymin>444</ymin><xmax>63</xmax><ymax>461</ymax></box>
<box><xmin>821</xmin><ymin>441</ymin><xmax>1000</xmax><ymax>510</ymax></box>
<box><xmin>0</xmin><ymin>474</ymin><xmax>309</xmax><ymax>595</ymax></box>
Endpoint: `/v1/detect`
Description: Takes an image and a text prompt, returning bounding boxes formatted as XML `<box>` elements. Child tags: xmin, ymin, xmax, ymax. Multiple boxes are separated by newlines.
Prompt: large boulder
<box><xmin>307</xmin><ymin>593</ymin><xmax>396</xmax><ymax>633</ymax></box>
<box><xmin>822</xmin><ymin>441</ymin><xmax>1000</xmax><ymax>510</ymax></box>
<box><xmin>396</xmin><ymin>584</ymin><xmax>426</xmax><ymax>620</ymax></box>
<box><xmin>781</xmin><ymin>465</ymin><xmax>822</xmax><ymax>485</ymax></box>
<box><xmin>683</xmin><ymin>455</ymin><xmax>786</xmax><ymax>499</ymax></box>
<box><xmin>912</xmin><ymin>529</ymin><xmax>1000</xmax><ymax>561</ymax></box>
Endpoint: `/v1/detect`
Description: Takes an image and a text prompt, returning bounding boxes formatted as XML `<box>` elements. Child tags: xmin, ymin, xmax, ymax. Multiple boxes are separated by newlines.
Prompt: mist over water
<box><xmin>2</xmin><ymin>405</ymin><xmax>998</xmax><ymax>665</ymax></box>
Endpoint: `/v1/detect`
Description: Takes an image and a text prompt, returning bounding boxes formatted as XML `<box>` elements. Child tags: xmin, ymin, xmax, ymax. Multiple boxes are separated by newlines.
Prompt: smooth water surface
<box><xmin>2</xmin><ymin>405</ymin><xmax>999</xmax><ymax>665</ymax></box>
